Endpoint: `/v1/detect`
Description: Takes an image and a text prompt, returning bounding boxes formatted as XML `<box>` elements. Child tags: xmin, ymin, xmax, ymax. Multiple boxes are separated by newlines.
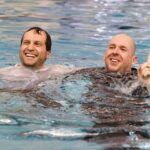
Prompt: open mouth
<box><xmin>110</xmin><ymin>58</ymin><xmax>119</xmax><ymax>63</ymax></box>
<box><xmin>25</xmin><ymin>53</ymin><xmax>35</xmax><ymax>58</ymax></box>
<box><xmin>24</xmin><ymin>52</ymin><xmax>38</xmax><ymax>58</ymax></box>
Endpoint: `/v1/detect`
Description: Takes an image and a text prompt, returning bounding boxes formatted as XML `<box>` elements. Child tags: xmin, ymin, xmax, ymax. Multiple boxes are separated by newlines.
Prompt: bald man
<box><xmin>104</xmin><ymin>34</ymin><xmax>137</xmax><ymax>73</ymax></box>
<box><xmin>62</xmin><ymin>34</ymin><xmax>150</xmax><ymax>97</ymax></box>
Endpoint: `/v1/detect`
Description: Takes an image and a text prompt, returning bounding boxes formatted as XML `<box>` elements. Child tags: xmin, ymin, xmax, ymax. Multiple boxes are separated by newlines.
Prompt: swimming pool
<box><xmin>0</xmin><ymin>0</ymin><xmax>150</xmax><ymax>149</ymax></box>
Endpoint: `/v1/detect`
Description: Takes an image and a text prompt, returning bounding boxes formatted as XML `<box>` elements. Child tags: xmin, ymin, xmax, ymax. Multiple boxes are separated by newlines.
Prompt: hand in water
<box><xmin>138</xmin><ymin>53</ymin><xmax>150</xmax><ymax>84</ymax></box>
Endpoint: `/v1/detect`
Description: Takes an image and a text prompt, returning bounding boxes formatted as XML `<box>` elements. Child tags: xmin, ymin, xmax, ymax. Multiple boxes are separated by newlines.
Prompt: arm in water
<box><xmin>46</xmin><ymin>64</ymin><xmax>80</xmax><ymax>78</ymax></box>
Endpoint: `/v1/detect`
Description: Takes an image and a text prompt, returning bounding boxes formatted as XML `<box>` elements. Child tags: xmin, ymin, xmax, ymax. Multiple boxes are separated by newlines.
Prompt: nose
<box><xmin>113</xmin><ymin>46</ymin><xmax>119</xmax><ymax>54</ymax></box>
<box><xmin>28</xmin><ymin>43</ymin><xmax>34</xmax><ymax>51</ymax></box>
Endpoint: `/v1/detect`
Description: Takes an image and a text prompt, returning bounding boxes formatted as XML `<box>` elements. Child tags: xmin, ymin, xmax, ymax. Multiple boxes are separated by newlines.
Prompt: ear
<box><xmin>132</xmin><ymin>55</ymin><xmax>137</xmax><ymax>65</ymax></box>
<box><xmin>46</xmin><ymin>51</ymin><xmax>51</xmax><ymax>59</ymax></box>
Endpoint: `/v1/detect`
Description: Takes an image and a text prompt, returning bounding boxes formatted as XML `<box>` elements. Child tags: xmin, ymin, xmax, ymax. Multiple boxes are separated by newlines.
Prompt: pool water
<box><xmin>0</xmin><ymin>0</ymin><xmax>150</xmax><ymax>149</ymax></box>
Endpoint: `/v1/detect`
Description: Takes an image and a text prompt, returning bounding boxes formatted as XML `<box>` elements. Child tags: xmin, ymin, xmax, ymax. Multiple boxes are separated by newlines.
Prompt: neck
<box><xmin>106</xmin><ymin>68</ymin><xmax>132</xmax><ymax>74</ymax></box>
<box><xmin>19</xmin><ymin>64</ymin><xmax>45</xmax><ymax>71</ymax></box>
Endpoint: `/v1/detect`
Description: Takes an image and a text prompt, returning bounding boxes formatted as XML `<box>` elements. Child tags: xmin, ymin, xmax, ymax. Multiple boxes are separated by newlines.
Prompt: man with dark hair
<box><xmin>20</xmin><ymin>27</ymin><xmax>52</xmax><ymax>52</ymax></box>
<box><xmin>0</xmin><ymin>27</ymin><xmax>76</xmax><ymax>91</ymax></box>
<box><xmin>19</xmin><ymin>26</ymin><xmax>51</xmax><ymax>70</ymax></box>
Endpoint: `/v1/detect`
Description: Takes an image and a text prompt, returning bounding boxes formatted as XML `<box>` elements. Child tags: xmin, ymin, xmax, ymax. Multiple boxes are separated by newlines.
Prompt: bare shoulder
<box><xmin>0</xmin><ymin>64</ymin><xmax>35</xmax><ymax>77</ymax></box>
<box><xmin>0</xmin><ymin>66</ymin><xmax>15</xmax><ymax>74</ymax></box>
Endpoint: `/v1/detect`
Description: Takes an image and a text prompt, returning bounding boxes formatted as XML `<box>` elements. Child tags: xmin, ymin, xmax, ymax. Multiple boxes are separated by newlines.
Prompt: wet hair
<box><xmin>20</xmin><ymin>27</ymin><xmax>52</xmax><ymax>52</ymax></box>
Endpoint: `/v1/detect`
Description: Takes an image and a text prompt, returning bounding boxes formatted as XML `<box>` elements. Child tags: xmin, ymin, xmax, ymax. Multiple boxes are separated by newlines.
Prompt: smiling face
<box><xmin>19</xmin><ymin>29</ymin><xmax>50</xmax><ymax>70</ymax></box>
<box><xmin>104</xmin><ymin>34</ymin><xmax>137</xmax><ymax>73</ymax></box>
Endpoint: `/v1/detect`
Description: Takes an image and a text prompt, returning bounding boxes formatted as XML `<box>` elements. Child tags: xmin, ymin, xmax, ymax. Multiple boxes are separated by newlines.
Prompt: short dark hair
<box><xmin>21</xmin><ymin>27</ymin><xmax>52</xmax><ymax>52</ymax></box>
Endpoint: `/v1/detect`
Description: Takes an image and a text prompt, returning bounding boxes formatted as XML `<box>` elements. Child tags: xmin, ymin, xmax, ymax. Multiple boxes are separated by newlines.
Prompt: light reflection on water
<box><xmin>0</xmin><ymin>0</ymin><xmax>150</xmax><ymax>149</ymax></box>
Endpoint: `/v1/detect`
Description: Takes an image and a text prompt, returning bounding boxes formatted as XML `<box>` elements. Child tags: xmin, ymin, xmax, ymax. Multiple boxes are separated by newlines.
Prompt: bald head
<box><xmin>104</xmin><ymin>33</ymin><xmax>137</xmax><ymax>73</ymax></box>
<box><xmin>110</xmin><ymin>34</ymin><xmax>135</xmax><ymax>55</ymax></box>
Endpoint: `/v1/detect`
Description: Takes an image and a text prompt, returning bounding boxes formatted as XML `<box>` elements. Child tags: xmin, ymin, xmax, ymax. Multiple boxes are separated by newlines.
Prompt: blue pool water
<box><xmin>1</xmin><ymin>0</ymin><xmax>150</xmax><ymax>149</ymax></box>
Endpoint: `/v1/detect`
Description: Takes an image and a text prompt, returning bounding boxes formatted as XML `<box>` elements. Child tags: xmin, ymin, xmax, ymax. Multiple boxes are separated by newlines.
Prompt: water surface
<box><xmin>0</xmin><ymin>0</ymin><xmax>150</xmax><ymax>149</ymax></box>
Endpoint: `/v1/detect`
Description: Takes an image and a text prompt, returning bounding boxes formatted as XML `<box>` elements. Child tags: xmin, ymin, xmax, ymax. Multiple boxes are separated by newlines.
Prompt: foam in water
<box><xmin>22</xmin><ymin>128</ymin><xmax>99</xmax><ymax>138</ymax></box>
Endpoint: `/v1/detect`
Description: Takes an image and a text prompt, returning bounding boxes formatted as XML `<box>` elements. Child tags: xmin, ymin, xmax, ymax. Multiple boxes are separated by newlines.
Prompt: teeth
<box><xmin>26</xmin><ymin>53</ymin><xmax>35</xmax><ymax>57</ymax></box>
<box><xmin>111</xmin><ymin>58</ymin><xmax>118</xmax><ymax>62</ymax></box>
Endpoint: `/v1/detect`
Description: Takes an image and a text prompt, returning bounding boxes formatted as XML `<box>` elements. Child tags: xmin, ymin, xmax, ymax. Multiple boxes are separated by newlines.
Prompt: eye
<box><xmin>120</xmin><ymin>46</ymin><xmax>127</xmax><ymax>52</ymax></box>
<box><xmin>23</xmin><ymin>40</ymin><xmax>30</xmax><ymax>45</ymax></box>
<box><xmin>34</xmin><ymin>41</ymin><xmax>42</xmax><ymax>47</ymax></box>
<box><xmin>108</xmin><ymin>44</ymin><xmax>115</xmax><ymax>49</ymax></box>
